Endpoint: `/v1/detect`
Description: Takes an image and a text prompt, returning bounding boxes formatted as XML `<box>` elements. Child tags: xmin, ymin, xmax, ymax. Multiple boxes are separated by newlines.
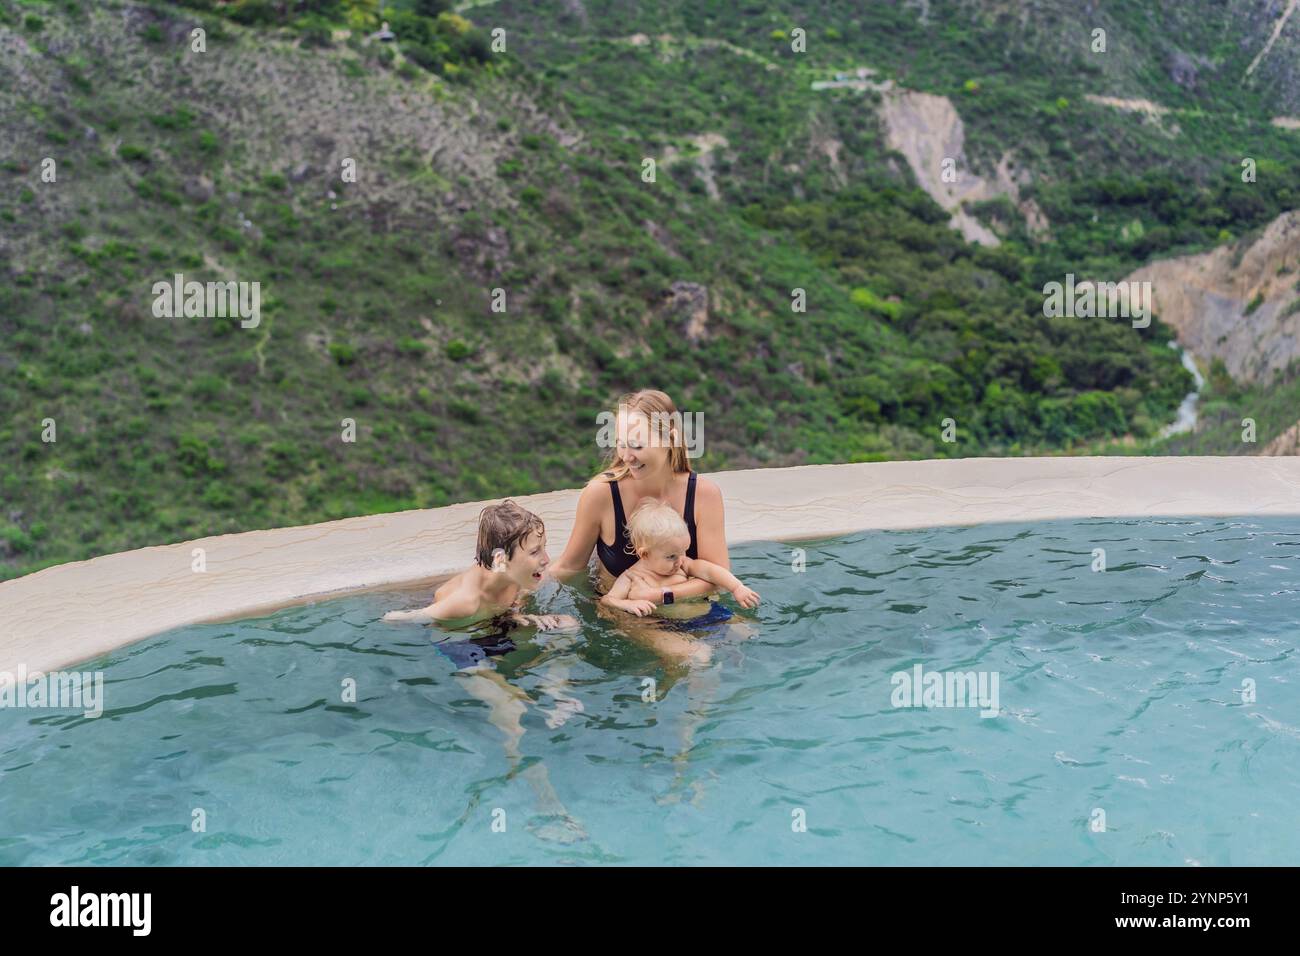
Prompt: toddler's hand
<box><xmin>732</xmin><ymin>585</ymin><xmax>761</xmax><ymax>609</ymax></box>
<box><xmin>624</xmin><ymin>600</ymin><xmax>656</xmax><ymax>617</ymax></box>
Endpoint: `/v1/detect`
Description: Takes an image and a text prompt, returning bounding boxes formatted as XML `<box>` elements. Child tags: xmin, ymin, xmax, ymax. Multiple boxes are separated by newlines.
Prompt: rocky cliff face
<box><xmin>873</xmin><ymin>85</ymin><xmax>1048</xmax><ymax>246</ymax></box>
<box><xmin>1262</xmin><ymin>419</ymin><xmax>1300</xmax><ymax>454</ymax></box>
<box><xmin>1124</xmin><ymin>211</ymin><xmax>1300</xmax><ymax>384</ymax></box>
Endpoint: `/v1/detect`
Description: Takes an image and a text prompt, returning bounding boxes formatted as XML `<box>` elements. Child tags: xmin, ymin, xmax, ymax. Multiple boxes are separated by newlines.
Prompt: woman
<box><xmin>550</xmin><ymin>389</ymin><xmax>730</xmax><ymax>602</ymax></box>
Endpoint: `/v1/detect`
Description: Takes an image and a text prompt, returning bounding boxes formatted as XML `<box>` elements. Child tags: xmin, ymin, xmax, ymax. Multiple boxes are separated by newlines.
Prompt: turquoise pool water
<box><xmin>3</xmin><ymin>517</ymin><xmax>1299</xmax><ymax>866</ymax></box>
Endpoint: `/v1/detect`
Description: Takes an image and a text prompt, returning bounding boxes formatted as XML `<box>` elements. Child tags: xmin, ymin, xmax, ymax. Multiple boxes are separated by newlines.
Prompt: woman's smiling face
<box><xmin>617</xmin><ymin>409</ymin><xmax>672</xmax><ymax>479</ymax></box>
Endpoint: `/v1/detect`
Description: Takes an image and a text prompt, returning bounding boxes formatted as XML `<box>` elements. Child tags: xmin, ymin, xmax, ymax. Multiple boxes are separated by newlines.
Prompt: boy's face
<box><xmin>504</xmin><ymin>529</ymin><xmax>550</xmax><ymax>590</ymax></box>
<box><xmin>639</xmin><ymin>533</ymin><xmax>691</xmax><ymax>577</ymax></box>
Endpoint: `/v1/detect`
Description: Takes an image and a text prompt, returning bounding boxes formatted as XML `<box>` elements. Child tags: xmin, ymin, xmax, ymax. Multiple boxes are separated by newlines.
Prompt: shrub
<box><xmin>444</xmin><ymin>339</ymin><xmax>471</xmax><ymax>360</ymax></box>
<box><xmin>449</xmin><ymin>398</ymin><xmax>480</xmax><ymax>422</ymax></box>
<box><xmin>850</xmin><ymin>287</ymin><xmax>901</xmax><ymax>320</ymax></box>
<box><xmin>264</xmin><ymin>441</ymin><xmax>301</xmax><ymax>479</ymax></box>
<box><xmin>299</xmin><ymin>21</ymin><xmax>333</xmax><ymax>48</ymax></box>
<box><xmin>191</xmin><ymin>374</ymin><xmax>226</xmax><ymax>403</ymax></box>
<box><xmin>202</xmin><ymin>481</ymin><xmax>236</xmax><ymax>509</ymax></box>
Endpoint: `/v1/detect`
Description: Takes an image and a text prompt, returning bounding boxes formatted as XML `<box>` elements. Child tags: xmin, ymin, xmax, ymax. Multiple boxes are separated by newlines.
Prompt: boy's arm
<box><xmin>383</xmin><ymin>593</ymin><xmax>477</xmax><ymax>623</ymax></box>
<box><xmin>509</xmin><ymin>611</ymin><xmax>579</xmax><ymax>631</ymax></box>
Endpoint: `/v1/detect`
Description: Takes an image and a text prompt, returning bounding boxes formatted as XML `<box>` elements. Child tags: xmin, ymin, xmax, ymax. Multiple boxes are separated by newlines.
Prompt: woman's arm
<box><xmin>691</xmin><ymin>478</ymin><xmax>730</xmax><ymax>569</ymax></box>
<box><xmin>548</xmin><ymin>480</ymin><xmax>606</xmax><ymax>580</ymax></box>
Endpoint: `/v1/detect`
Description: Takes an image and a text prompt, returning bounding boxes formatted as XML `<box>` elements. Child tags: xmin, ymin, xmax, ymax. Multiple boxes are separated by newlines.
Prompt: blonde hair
<box><xmin>475</xmin><ymin>500</ymin><xmax>544</xmax><ymax>567</ymax></box>
<box><xmin>594</xmin><ymin>389</ymin><xmax>692</xmax><ymax>483</ymax></box>
<box><xmin>627</xmin><ymin>498</ymin><xmax>689</xmax><ymax>557</ymax></box>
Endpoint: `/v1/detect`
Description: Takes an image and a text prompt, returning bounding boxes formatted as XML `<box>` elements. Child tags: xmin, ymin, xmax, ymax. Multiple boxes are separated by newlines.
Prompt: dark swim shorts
<box><xmin>434</xmin><ymin>625</ymin><xmax>518</xmax><ymax>670</ymax></box>
<box><xmin>656</xmin><ymin>600</ymin><xmax>734</xmax><ymax>634</ymax></box>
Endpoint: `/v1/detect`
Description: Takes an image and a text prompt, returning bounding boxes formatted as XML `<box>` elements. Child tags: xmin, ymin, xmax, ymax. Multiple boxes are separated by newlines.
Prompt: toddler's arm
<box><xmin>682</xmin><ymin>558</ymin><xmax>761</xmax><ymax>609</ymax></box>
<box><xmin>600</xmin><ymin>569</ymin><xmax>657</xmax><ymax>617</ymax></box>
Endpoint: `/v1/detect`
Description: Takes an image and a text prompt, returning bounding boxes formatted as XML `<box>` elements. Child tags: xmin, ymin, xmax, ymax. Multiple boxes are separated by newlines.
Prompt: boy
<box><xmin>384</xmin><ymin>499</ymin><xmax>576</xmax><ymax>632</ymax></box>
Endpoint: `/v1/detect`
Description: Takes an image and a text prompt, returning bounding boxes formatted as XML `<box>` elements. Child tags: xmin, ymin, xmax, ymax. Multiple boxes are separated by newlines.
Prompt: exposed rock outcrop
<box><xmin>1123</xmin><ymin>210</ymin><xmax>1300</xmax><ymax>383</ymax></box>
<box><xmin>661</xmin><ymin>281</ymin><xmax>709</xmax><ymax>342</ymax></box>
<box><xmin>1262</xmin><ymin>420</ymin><xmax>1300</xmax><ymax>455</ymax></box>
<box><xmin>874</xmin><ymin>87</ymin><xmax>1049</xmax><ymax>245</ymax></box>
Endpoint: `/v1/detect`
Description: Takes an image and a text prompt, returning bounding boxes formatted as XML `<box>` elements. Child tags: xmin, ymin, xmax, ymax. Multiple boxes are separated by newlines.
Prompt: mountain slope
<box><xmin>2</xmin><ymin>0</ymin><xmax>1296</xmax><ymax>578</ymax></box>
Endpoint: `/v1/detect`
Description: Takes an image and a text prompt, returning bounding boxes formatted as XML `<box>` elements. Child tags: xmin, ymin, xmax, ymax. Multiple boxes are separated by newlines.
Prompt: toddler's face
<box><xmin>639</xmin><ymin>533</ymin><xmax>691</xmax><ymax>577</ymax></box>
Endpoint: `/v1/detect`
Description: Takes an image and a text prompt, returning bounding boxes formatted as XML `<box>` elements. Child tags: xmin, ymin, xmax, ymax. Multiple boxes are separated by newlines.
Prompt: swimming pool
<box><xmin>2</xmin><ymin>516</ymin><xmax>1297</xmax><ymax>865</ymax></box>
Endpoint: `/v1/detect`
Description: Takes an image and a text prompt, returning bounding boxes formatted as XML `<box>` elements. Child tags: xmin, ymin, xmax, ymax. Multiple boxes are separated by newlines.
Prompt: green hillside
<box><xmin>3</xmin><ymin>0</ymin><xmax>1299</xmax><ymax>579</ymax></box>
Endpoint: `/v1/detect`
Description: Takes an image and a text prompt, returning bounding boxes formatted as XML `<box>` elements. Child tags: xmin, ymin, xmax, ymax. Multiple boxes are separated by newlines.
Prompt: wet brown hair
<box><xmin>474</xmin><ymin>500</ymin><xmax>545</xmax><ymax>568</ymax></box>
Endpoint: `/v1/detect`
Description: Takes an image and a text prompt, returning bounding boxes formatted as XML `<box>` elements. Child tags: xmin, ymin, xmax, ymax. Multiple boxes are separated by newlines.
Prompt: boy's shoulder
<box><xmin>433</xmin><ymin>571</ymin><xmax>492</xmax><ymax>620</ymax></box>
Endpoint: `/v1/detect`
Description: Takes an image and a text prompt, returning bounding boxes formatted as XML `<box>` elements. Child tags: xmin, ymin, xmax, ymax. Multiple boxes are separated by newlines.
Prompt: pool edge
<box><xmin>3</xmin><ymin>455</ymin><xmax>1299</xmax><ymax>674</ymax></box>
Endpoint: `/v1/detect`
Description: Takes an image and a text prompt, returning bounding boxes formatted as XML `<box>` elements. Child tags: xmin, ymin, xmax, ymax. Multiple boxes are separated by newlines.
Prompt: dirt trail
<box><xmin>1084</xmin><ymin>94</ymin><xmax>1170</xmax><ymax>116</ymax></box>
<box><xmin>661</xmin><ymin>133</ymin><xmax>728</xmax><ymax>200</ymax></box>
<box><xmin>1246</xmin><ymin>0</ymin><xmax>1300</xmax><ymax>77</ymax></box>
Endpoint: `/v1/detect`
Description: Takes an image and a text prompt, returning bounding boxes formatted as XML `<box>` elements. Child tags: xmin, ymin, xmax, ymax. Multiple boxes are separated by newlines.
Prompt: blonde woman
<box><xmin>550</xmin><ymin>389</ymin><xmax>731</xmax><ymax>604</ymax></box>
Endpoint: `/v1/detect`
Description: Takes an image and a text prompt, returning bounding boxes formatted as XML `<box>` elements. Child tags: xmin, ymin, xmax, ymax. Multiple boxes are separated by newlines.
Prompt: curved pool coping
<box><xmin>3</xmin><ymin>455</ymin><xmax>1299</xmax><ymax>675</ymax></box>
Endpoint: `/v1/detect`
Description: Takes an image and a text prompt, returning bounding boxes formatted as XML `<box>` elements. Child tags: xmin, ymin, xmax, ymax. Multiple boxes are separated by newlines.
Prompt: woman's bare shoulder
<box><xmin>579</xmin><ymin>475</ymin><xmax>616</xmax><ymax>502</ymax></box>
<box><xmin>692</xmin><ymin>474</ymin><xmax>724</xmax><ymax>503</ymax></box>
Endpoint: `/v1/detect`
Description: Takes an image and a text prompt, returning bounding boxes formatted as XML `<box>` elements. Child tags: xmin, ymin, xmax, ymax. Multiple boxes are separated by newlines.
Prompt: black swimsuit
<box><xmin>596</xmin><ymin>472</ymin><xmax>699</xmax><ymax>576</ymax></box>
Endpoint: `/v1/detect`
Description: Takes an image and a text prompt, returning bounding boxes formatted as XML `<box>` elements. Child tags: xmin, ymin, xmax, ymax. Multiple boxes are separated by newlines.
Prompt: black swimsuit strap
<box><xmin>608</xmin><ymin>478</ymin><xmax>637</xmax><ymax>558</ymax></box>
<box><xmin>608</xmin><ymin>478</ymin><xmax>628</xmax><ymax>532</ymax></box>
<box><xmin>684</xmin><ymin>472</ymin><xmax>698</xmax><ymax>556</ymax></box>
